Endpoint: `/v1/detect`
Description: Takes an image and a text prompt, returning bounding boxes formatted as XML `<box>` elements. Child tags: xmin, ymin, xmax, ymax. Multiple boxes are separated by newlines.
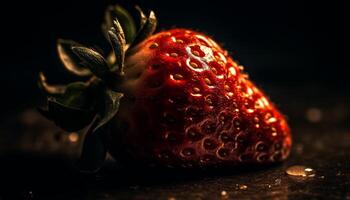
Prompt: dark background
<box><xmin>1</xmin><ymin>0</ymin><xmax>349</xmax><ymax>117</ymax></box>
<box><xmin>0</xmin><ymin>0</ymin><xmax>350</xmax><ymax>199</ymax></box>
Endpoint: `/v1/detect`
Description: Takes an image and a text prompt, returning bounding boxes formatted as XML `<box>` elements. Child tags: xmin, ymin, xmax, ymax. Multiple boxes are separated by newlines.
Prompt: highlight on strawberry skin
<box><xmin>38</xmin><ymin>4</ymin><xmax>291</xmax><ymax>172</ymax></box>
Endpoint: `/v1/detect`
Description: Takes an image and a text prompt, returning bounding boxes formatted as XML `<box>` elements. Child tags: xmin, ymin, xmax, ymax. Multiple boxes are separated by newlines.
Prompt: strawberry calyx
<box><xmin>38</xmin><ymin>5</ymin><xmax>157</xmax><ymax>172</ymax></box>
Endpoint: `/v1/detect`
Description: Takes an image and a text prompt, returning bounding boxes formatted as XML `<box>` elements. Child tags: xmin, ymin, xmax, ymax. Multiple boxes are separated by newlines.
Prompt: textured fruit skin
<box><xmin>110</xmin><ymin>29</ymin><xmax>291</xmax><ymax>168</ymax></box>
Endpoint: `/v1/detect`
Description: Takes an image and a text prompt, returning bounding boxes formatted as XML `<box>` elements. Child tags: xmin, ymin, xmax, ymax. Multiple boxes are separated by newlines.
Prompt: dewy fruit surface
<box><xmin>111</xmin><ymin>29</ymin><xmax>291</xmax><ymax>168</ymax></box>
<box><xmin>39</xmin><ymin>5</ymin><xmax>292</xmax><ymax>170</ymax></box>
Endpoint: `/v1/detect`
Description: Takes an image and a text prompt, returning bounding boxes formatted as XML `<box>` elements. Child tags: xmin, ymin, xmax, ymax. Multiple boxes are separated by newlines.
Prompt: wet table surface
<box><xmin>0</xmin><ymin>87</ymin><xmax>349</xmax><ymax>200</ymax></box>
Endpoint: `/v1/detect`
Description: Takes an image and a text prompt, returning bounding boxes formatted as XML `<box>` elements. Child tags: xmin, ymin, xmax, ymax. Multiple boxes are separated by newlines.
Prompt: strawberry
<box><xmin>38</xmin><ymin>5</ymin><xmax>291</xmax><ymax>171</ymax></box>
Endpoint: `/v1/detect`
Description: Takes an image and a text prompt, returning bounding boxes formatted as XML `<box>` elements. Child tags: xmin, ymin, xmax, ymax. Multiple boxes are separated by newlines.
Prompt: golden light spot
<box><xmin>265</xmin><ymin>113</ymin><xmax>272</xmax><ymax>120</ymax></box>
<box><xmin>229</xmin><ymin>67</ymin><xmax>236</xmax><ymax>76</ymax></box>
<box><xmin>193</xmin><ymin>87</ymin><xmax>201</xmax><ymax>93</ymax></box>
<box><xmin>254</xmin><ymin>117</ymin><xmax>259</xmax><ymax>123</ymax></box>
<box><xmin>192</xmin><ymin>50</ymin><xmax>200</xmax><ymax>56</ymax></box>
<box><xmin>170</xmin><ymin>53</ymin><xmax>178</xmax><ymax>57</ymax></box>
<box><xmin>255</xmin><ymin>99</ymin><xmax>264</xmax><ymax>109</ymax></box>
<box><xmin>224</xmin><ymin>85</ymin><xmax>230</xmax><ymax>91</ymax></box>
<box><xmin>176</xmin><ymin>39</ymin><xmax>184</xmax><ymax>44</ymax></box>
<box><xmin>217</xmin><ymin>52</ymin><xmax>227</xmax><ymax>62</ymax></box>
<box><xmin>247</xmin><ymin>87</ymin><xmax>254</xmax><ymax>96</ymax></box>
<box><xmin>189</xmin><ymin>62</ymin><xmax>199</xmax><ymax>68</ymax></box>
<box><xmin>261</xmin><ymin>97</ymin><xmax>269</xmax><ymax>106</ymax></box>
<box><xmin>242</xmin><ymin>74</ymin><xmax>249</xmax><ymax>79</ymax></box>
<box><xmin>306</xmin><ymin>107</ymin><xmax>322</xmax><ymax>123</ymax></box>
<box><xmin>238</xmin><ymin>65</ymin><xmax>244</xmax><ymax>71</ymax></box>
<box><xmin>267</xmin><ymin>117</ymin><xmax>277</xmax><ymax>123</ymax></box>
<box><xmin>211</xmin><ymin>67</ymin><xmax>218</xmax><ymax>74</ymax></box>
<box><xmin>68</xmin><ymin>132</ymin><xmax>79</xmax><ymax>143</ymax></box>
<box><xmin>173</xmin><ymin>73</ymin><xmax>183</xmax><ymax>80</ymax></box>
<box><xmin>246</xmin><ymin>109</ymin><xmax>254</xmax><ymax>113</ymax></box>
<box><xmin>205</xmin><ymin>98</ymin><xmax>213</xmax><ymax>105</ymax></box>
<box><xmin>221</xmin><ymin>190</ymin><xmax>228</xmax><ymax>196</ymax></box>
<box><xmin>191</xmin><ymin>93</ymin><xmax>202</xmax><ymax>97</ymax></box>
<box><xmin>238</xmin><ymin>184</ymin><xmax>248</xmax><ymax>190</ymax></box>
<box><xmin>204</xmin><ymin>78</ymin><xmax>212</xmax><ymax>85</ymax></box>
<box><xmin>149</xmin><ymin>43</ymin><xmax>159</xmax><ymax>49</ymax></box>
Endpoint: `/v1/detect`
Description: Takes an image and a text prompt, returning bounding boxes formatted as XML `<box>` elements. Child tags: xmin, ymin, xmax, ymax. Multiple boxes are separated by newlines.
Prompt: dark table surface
<box><xmin>0</xmin><ymin>86</ymin><xmax>349</xmax><ymax>200</ymax></box>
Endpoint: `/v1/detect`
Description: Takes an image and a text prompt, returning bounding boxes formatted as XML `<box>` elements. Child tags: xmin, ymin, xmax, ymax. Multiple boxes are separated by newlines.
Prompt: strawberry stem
<box><xmin>38</xmin><ymin>4</ymin><xmax>159</xmax><ymax>172</ymax></box>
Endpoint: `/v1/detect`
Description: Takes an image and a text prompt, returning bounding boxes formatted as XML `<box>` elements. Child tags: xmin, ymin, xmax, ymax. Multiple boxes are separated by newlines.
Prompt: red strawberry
<box><xmin>39</xmin><ymin>5</ymin><xmax>291</xmax><ymax>171</ymax></box>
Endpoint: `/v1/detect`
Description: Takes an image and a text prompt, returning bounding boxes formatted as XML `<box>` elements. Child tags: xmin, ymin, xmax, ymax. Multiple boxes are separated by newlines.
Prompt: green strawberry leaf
<box><xmin>72</xmin><ymin>47</ymin><xmax>111</xmax><ymax>81</ymax></box>
<box><xmin>57</xmin><ymin>39</ymin><xmax>92</xmax><ymax>76</ymax></box>
<box><xmin>135</xmin><ymin>5</ymin><xmax>147</xmax><ymax>28</ymax></box>
<box><xmin>93</xmin><ymin>89</ymin><xmax>123</xmax><ymax>132</ymax></box>
<box><xmin>76</xmin><ymin>89</ymin><xmax>123</xmax><ymax>173</ymax></box>
<box><xmin>78</xmin><ymin>117</ymin><xmax>108</xmax><ymax>173</ymax></box>
<box><xmin>39</xmin><ymin>81</ymin><xmax>100</xmax><ymax>132</ymax></box>
<box><xmin>130</xmin><ymin>10</ymin><xmax>157</xmax><ymax>47</ymax></box>
<box><xmin>108</xmin><ymin>20</ymin><xmax>126</xmax><ymax>72</ymax></box>
<box><xmin>56</xmin><ymin>82</ymin><xmax>91</xmax><ymax>109</ymax></box>
<box><xmin>40</xmin><ymin>97</ymin><xmax>95</xmax><ymax>132</ymax></box>
<box><xmin>103</xmin><ymin>4</ymin><xmax>137</xmax><ymax>44</ymax></box>
<box><xmin>38</xmin><ymin>72</ymin><xmax>66</xmax><ymax>96</ymax></box>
